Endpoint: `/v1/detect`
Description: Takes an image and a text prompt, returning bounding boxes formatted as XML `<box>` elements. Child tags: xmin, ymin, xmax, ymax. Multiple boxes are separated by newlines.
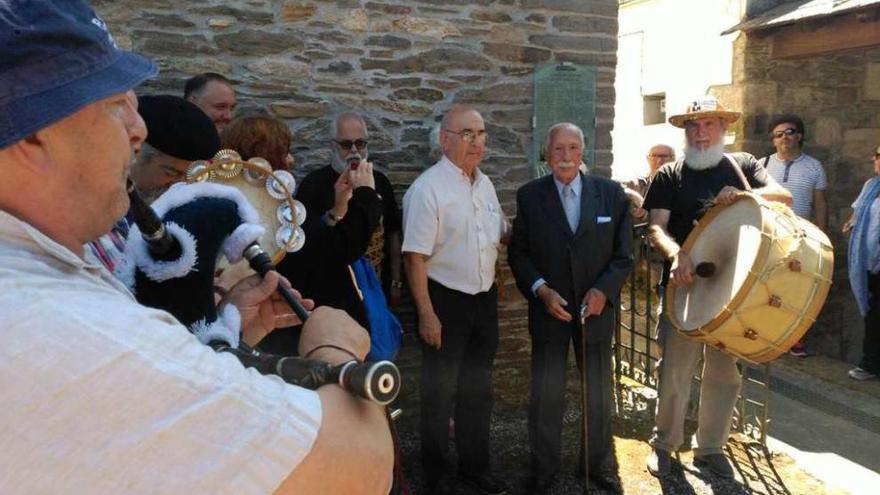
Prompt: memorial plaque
<box><xmin>531</xmin><ymin>62</ymin><xmax>596</xmax><ymax>178</ymax></box>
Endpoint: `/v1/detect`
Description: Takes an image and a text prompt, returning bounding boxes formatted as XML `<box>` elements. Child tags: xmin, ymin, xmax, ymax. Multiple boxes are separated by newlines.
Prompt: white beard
<box><xmin>684</xmin><ymin>143</ymin><xmax>725</xmax><ymax>171</ymax></box>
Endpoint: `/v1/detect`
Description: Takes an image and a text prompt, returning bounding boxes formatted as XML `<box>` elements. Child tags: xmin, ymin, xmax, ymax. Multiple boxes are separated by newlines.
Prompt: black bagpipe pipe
<box><xmin>125</xmin><ymin>181</ymin><xmax>400</xmax><ymax>405</ymax></box>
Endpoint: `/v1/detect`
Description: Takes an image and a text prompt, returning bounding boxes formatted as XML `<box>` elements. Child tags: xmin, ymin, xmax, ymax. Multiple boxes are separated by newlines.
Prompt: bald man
<box><xmin>403</xmin><ymin>106</ymin><xmax>507</xmax><ymax>495</ymax></box>
<box><xmin>621</xmin><ymin>144</ymin><xmax>676</xmax><ymax>219</ymax></box>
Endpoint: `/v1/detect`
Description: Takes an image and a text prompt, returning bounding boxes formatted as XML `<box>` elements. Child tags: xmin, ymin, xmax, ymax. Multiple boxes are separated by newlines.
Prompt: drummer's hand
<box><xmin>537</xmin><ymin>284</ymin><xmax>572</xmax><ymax>323</ymax></box>
<box><xmin>715</xmin><ymin>186</ymin><xmax>744</xmax><ymax>206</ymax></box>
<box><xmin>225</xmin><ymin>271</ymin><xmax>315</xmax><ymax>346</ymax></box>
<box><xmin>349</xmin><ymin>160</ymin><xmax>376</xmax><ymax>190</ymax></box>
<box><xmin>582</xmin><ymin>288</ymin><xmax>607</xmax><ymax>318</ymax></box>
<box><xmin>299</xmin><ymin>307</ymin><xmax>370</xmax><ymax>365</ymax></box>
<box><xmin>671</xmin><ymin>251</ymin><xmax>696</xmax><ymax>285</ymax></box>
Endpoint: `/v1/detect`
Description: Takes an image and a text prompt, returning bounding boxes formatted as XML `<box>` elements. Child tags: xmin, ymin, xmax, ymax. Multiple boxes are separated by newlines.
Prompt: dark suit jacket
<box><xmin>508</xmin><ymin>173</ymin><xmax>634</xmax><ymax>343</ymax></box>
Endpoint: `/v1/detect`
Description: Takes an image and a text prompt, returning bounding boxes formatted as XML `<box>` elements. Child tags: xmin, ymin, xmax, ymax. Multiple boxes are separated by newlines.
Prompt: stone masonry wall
<box><xmin>92</xmin><ymin>0</ymin><xmax>620</xmax><ymax>382</ymax></box>
<box><xmin>712</xmin><ymin>28</ymin><xmax>880</xmax><ymax>363</ymax></box>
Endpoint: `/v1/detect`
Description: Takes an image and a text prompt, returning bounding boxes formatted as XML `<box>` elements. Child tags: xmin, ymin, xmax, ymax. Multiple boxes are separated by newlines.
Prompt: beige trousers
<box><xmin>649</xmin><ymin>313</ymin><xmax>742</xmax><ymax>455</ymax></box>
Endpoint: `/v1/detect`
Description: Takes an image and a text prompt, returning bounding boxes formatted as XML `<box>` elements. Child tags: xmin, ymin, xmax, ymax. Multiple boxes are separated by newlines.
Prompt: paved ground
<box><xmin>391</xmin><ymin>338</ymin><xmax>879</xmax><ymax>494</ymax></box>
<box><xmin>394</xmin><ymin>399</ymin><xmax>848</xmax><ymax>495</ymax></box>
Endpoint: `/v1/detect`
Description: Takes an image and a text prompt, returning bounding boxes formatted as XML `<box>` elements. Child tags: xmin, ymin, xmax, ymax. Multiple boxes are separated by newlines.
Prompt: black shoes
<box><xmin>694</xmin><ymin>453</ymin><xmax>735</xmax><ymax>479</ymax></box>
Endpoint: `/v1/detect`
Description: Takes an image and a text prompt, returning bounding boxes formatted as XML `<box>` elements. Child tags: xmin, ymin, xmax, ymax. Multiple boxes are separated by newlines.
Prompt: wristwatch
<box><xmin>391</xmin><ymin>280</ymin><xmax>404</xmax><ymax>289</ymax></box>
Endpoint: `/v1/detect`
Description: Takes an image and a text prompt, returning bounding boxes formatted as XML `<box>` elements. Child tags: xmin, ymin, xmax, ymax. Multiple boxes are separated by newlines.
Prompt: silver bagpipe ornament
<box><xmin>121</xmin><ymin>150</ymin><xmax>400</xmax><ymax>405</ymax></box>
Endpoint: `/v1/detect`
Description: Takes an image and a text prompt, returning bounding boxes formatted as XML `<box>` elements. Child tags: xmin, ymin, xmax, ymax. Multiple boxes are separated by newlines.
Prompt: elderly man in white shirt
<box><xmin>403</xmin><ymin>105</ymin><xmax>508</xmax><ymax>495</ymax></box>
<box><xmin>0</xmin><ymin>2</ymin><xmax>392</xmax><ymax>494</ymax></box>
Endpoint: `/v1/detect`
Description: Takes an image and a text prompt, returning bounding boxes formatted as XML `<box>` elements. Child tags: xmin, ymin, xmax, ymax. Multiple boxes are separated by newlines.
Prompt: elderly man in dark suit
<box><xmin>508</xmin><ymin>123</ymin><xmax>633</xmax><ymax>494</ymax></box>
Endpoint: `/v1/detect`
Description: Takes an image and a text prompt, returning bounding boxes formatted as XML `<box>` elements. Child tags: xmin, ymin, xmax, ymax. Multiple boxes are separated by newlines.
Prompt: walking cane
<box><xmin>579</xmin><ymin>304</ymin><xmax>590</xmax><ymax>494</ymax></box>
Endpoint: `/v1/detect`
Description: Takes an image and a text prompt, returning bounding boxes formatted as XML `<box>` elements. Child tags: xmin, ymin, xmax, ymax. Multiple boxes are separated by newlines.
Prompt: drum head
<box><xmin>671</xmin><ymin>197</ymin><xmax>765</xmax><ymax>330</ymax></box>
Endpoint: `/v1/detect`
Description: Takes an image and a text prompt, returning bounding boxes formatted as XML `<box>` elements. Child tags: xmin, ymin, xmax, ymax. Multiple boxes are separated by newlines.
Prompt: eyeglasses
<box><xmin>771</xmin><ymin>128</ymin><xmax>799</xmax><ymax>139</ymax></box>
<box><xmin>443</xmin><ymin>128</ymin><xmax>488</xmax><ymax>144</ymax></box>
<box><xmin>335</xmin><ymin>139</ymin><xmax>368</xmax><ymax>150</ymax></box>
<box><xmin>648</xmin><ymin>153</ymin><xmax>673</xmax><ymax>159</ymax></box>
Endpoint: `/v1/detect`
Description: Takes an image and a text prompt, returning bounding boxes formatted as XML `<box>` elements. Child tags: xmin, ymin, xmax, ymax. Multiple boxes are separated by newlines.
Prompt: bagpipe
<box><xmin>122</xmin><ymin>150</ymin><xmax>400</xmax><ymax>405</ymax></box>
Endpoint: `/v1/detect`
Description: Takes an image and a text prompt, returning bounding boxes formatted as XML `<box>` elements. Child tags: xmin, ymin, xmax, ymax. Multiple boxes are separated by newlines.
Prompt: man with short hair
<box><xmin>508</xmin><ymin>123</ymin><xmax>633</xmax><ymax>494</ymax></box>
<box><xmin>403</xmin><ymin>105</ymin><xmax>507</xmax><ymax>495</ymax></box>
<box><xmin>761</xmin><ymin>114</ymin><xmax>828</xmax><ymax>358</ymax></box>
<box><xmin>184</xmin><ymin>72</ymin><xmax>237</xmax><ymax>133</ymax></box>
<box><xmin>262</xmin><ymin>112</ymin><xmax>402</xmax><ymax>356</ymax></box>
<box><xmin>643</xmin><ymin>96</ymin><xmax>791</xmax><ymax>480</ymax></box>
<box><xmin>0</xmin><ymin>3</ymin><xmax>392</xmax><ymax>493</ymax></box>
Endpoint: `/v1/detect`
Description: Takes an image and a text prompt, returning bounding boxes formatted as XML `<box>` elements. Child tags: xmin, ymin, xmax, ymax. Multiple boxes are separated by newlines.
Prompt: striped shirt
<box><xmin>764</xmin><ymin>153</ymin><xmax>827</xmax><ymax>218</ymax></box>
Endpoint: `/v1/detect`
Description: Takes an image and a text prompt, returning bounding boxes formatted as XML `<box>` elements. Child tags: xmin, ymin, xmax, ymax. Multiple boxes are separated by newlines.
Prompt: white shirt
<box><xmin>402</xmin><ymin>156</ymin><xmax>503</xmax><ymax>294</ymax></box>
<box><xmin>765</xmin><ymin>153</ymin><xmax>827</xmax><ymax>219</ymax></box>
<box><xmin>852</xmin><ymin>179</ymin><xmax>880</xmax><ymax>273</ymax></box>
<box><xmin>0</xmin><ymin>210</ymin><xmax>321</xmax><ymax>494</ymax></box>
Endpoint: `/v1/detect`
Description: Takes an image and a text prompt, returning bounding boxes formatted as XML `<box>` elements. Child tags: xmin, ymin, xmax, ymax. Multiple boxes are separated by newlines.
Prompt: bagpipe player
<box><xmin>0</xmin><ymin>1</ymin><xmax>393</xmax><ymax>494</ymax></box>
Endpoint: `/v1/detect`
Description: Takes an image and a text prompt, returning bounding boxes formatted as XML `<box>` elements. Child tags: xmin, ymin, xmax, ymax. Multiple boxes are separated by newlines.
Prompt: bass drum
<box><xmin>665</xmin><ymin>194</ymin><xmax>833</xmax><ymax>363</ymax></box>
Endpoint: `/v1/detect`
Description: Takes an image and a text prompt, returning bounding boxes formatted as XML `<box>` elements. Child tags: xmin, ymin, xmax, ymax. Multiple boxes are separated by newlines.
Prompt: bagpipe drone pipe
<box><xmin>121</xmin><ymin>178</ymin><xmax>400</xmax><ymax>406</ymax></box>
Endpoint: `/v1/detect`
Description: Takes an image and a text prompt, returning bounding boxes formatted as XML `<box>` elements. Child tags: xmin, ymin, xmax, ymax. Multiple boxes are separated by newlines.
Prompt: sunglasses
<box><xmin>335</xmin><ymin>139</ymin><xmax>368</xmax><ymax>150</ymax></box>
<box><xmin>771</xmin><ymin>128</ymin><xmax>799</xmax><ymax>139</ymax></box>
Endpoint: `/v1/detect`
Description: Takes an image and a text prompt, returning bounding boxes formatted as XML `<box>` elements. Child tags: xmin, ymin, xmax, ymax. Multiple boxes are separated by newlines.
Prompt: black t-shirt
<box><xmin>643</xmin><ymin>153</ymin><xmax>769</xmax><ymax>245</ymax></box>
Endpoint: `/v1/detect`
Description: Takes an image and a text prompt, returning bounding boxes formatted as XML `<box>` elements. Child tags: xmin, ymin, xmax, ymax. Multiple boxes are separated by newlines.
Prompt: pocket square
<box><xmin>597</xmin><ymin>216</ymin><xmax>612</xmax><ymax>223</ymax></box>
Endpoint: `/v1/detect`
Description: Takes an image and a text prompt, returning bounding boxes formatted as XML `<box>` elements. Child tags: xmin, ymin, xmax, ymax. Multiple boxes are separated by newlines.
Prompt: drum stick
<box><xmin>694</xmin><ymin>262</ymin><xmax>716</xmax><ymax>278</ymax></box>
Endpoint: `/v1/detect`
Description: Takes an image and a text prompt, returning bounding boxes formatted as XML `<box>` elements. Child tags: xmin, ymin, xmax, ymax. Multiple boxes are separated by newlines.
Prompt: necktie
<box><xmin>562</xmin><ymin>184</ymin><xmax>579</xmax><ymax>232</ymax></box>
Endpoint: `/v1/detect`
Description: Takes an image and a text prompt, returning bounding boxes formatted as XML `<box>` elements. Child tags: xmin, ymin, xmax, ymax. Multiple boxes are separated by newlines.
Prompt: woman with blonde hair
<box><xmin>221</xmin><ymin>115</ymin><xmax>294</xmax><ymax>171</ymax></box>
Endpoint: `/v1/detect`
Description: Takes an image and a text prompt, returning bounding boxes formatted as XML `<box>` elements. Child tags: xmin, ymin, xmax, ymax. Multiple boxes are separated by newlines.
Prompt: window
<box><xmin>643</xmin><ymin>93</ymin><xmax>666</xmax><ymax>125</ymax></box>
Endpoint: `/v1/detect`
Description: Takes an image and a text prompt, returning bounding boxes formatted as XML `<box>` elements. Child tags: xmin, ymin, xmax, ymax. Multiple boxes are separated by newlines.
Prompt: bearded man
<box><xmin>262</xmin><ymin>112</ymin><xmax>402</xmax><ymax>357</ymax></box>
<box><xmin>643</xmin><ymin>96</ymin><xmax>790</xmax><ymax>479</ymax></box>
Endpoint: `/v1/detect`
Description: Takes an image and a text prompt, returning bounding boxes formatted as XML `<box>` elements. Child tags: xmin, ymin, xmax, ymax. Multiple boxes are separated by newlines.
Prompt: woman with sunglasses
<box><xmin>843</xmin><ymin>145</ymin><xmax>880</xmax><ymax>380</ymax></box>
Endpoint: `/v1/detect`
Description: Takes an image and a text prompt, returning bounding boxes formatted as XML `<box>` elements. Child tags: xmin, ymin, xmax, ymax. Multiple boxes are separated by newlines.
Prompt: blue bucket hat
<box><xmin>0</xmin><ymin>0</ymin><xmax>158</xmax><ymax>149</ymax></box>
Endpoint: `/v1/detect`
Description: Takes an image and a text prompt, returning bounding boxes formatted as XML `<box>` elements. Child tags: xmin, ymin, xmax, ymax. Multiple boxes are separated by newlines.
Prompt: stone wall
<box><xmin>93</xmin><ymin>0</ymin><xmax>620</xmax><ymax>375</ymax></box>
<box><xmin>711</xmin><ymin>25</ymin><xmax>880</xmax><ymax>363</ymax></box>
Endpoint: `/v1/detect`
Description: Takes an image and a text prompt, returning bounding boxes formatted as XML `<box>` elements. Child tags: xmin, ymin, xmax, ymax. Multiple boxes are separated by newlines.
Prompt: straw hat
<box><xmin>668</xmin><ymin>96</ymin><xmax>741</xmax><ymax>128</ymax></box>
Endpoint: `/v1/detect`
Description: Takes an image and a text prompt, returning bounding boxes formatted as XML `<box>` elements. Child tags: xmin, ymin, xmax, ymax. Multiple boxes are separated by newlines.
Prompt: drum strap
<box><xmin>723</xmin><ymin>153</ymin><xmax>752</xmax><ymax>192</ymax></box>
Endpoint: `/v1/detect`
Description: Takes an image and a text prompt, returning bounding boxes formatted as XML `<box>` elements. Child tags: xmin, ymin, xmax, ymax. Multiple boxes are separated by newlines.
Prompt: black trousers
<box><xmin>861</xmin><ymin>272</ymin><xmax>880</xmax><ymax>374</ymax></box>
<box><xmin>528</xmin><ymin>330</ymin><xmax>613</xmax><ymax>481</ymax></box>
<box><xmin>420</xmin><ymin>280</ymin><xmax>498</xmax><ymax>483</ymax></box>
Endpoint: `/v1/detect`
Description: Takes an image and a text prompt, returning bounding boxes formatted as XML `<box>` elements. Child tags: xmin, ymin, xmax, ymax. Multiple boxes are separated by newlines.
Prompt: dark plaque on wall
<box><xmin>531</xmin><ymin>62</ymin><xmax>596</xmax><ymax>178</ymax></box>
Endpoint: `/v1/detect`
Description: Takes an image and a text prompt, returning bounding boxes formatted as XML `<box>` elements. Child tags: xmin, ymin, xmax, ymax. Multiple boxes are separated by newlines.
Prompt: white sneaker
<box><xmin>848</xmin><ymin>367</ymin><xmax>878</xmax><ymax>381</ymax></box>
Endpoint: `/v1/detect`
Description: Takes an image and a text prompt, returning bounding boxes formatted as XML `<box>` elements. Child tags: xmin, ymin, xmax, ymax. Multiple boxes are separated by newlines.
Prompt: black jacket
<box><xmin>507</xmin><ymin>173</ymin><xmax>634</xmax><ymax>343</ymax></box>
<box><xmin>275</xmin><ymin>165</ymin><xmax>398</xmax><ymax>331</ymax></box>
